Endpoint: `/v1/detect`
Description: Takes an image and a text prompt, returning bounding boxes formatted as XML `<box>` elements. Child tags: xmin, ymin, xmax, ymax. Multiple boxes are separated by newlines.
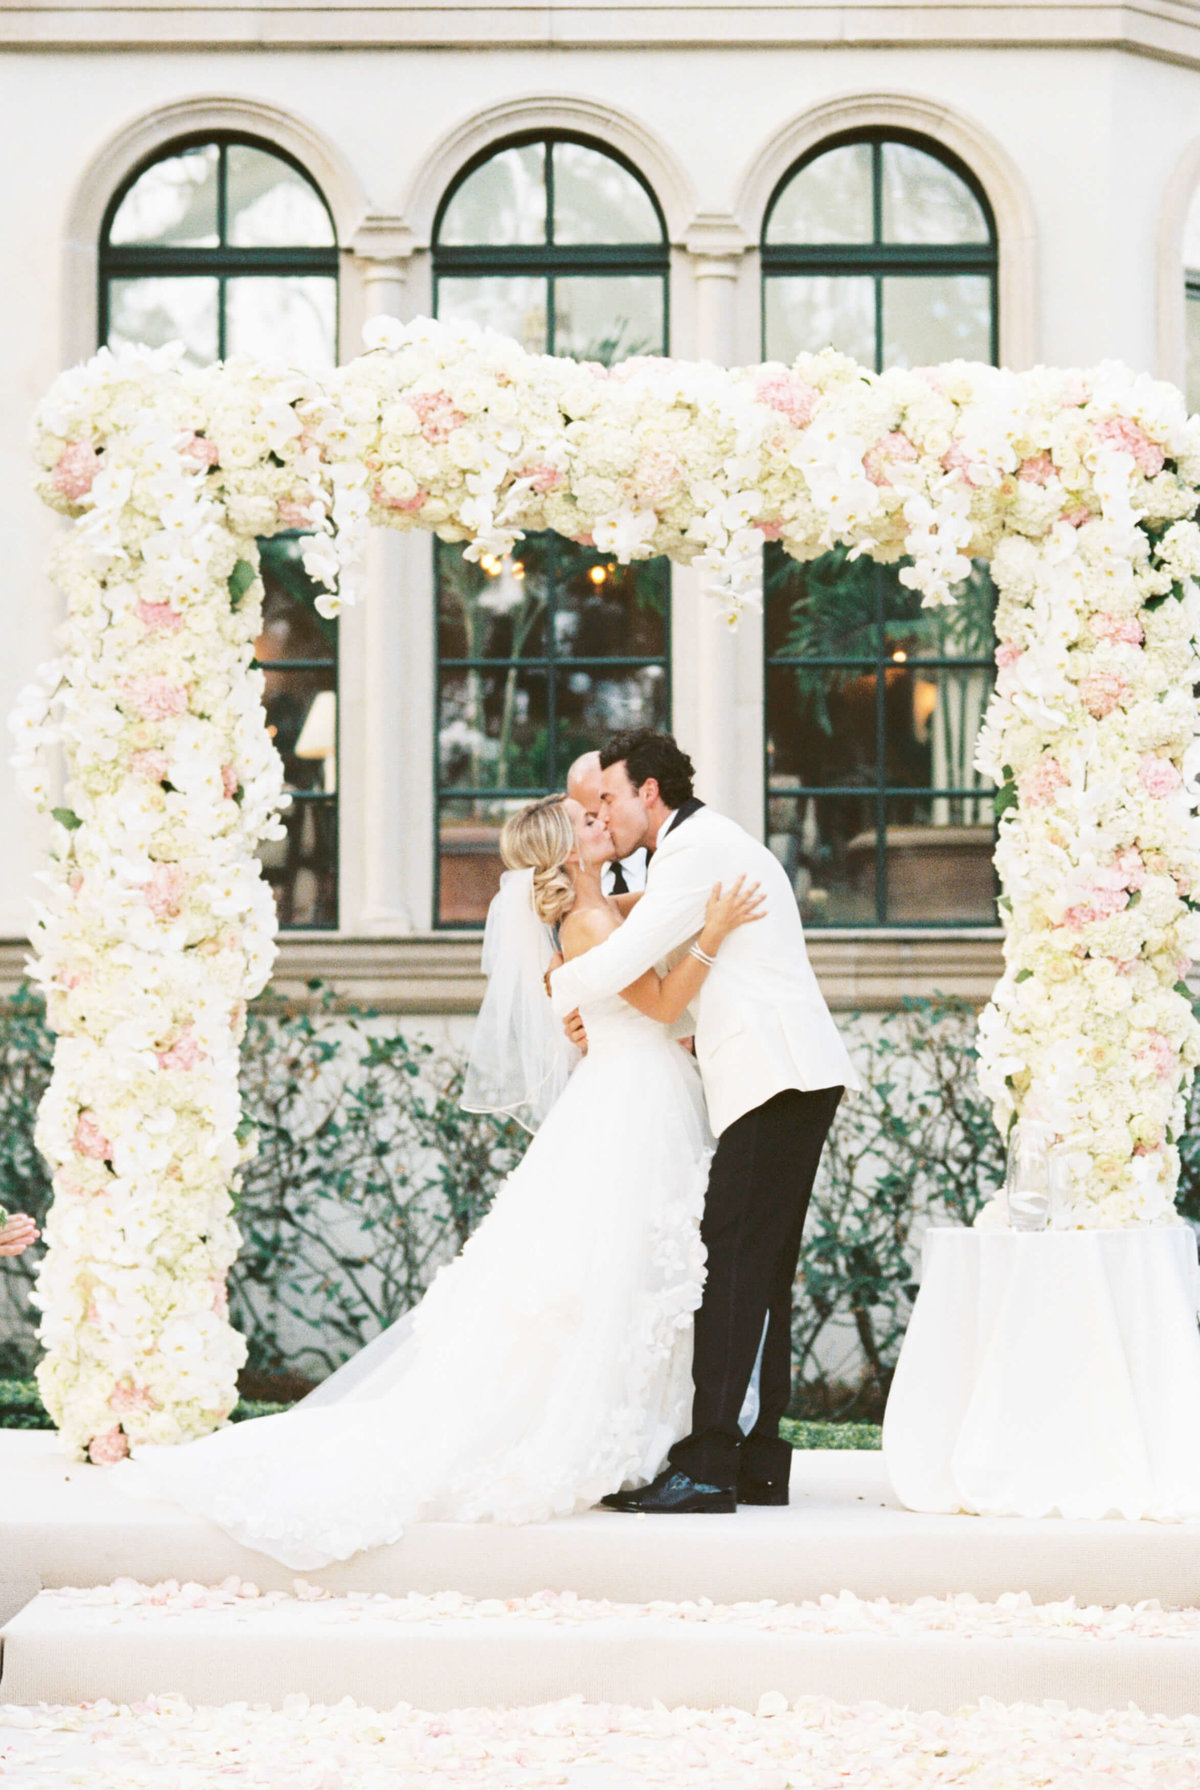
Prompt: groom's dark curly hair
<box><xmin>600</xmin><ymin>729</ymin><xmax>695</xmax><ymax>809</ymax></box>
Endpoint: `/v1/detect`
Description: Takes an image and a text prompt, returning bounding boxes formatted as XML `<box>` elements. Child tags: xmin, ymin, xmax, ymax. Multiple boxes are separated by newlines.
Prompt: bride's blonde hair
<box><xmin>500</xmin><ymin>796</ymin><xmax>576</xmax><ymax>928</ymax></box>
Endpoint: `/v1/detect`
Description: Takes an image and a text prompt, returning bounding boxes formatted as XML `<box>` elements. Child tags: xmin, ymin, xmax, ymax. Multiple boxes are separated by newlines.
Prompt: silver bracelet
<box><xmin>689</xmin><ymin>942</ymin><xmax>716</xmax><ymax>968</ymax></box>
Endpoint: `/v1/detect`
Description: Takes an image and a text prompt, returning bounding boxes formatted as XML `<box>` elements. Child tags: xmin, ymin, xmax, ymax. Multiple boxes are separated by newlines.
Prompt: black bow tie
<box><xmin>609</xmin><ymin>860</ymin><xmax>629</xmax><ymax>895</ymax></box>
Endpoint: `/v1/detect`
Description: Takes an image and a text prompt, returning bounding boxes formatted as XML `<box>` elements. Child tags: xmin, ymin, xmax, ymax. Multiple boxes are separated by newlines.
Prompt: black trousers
<box><xmin>668</xmin><ymin>1083</ymin><xmax>843</xmax><ymax>1489</ymax></box>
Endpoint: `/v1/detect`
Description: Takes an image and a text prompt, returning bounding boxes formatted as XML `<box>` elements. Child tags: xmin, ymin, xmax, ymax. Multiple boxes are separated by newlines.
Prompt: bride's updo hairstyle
<box><xmin>500</xmin><ymin>796</ymin><xmax>576</xmax><ymax>928</ymax></box>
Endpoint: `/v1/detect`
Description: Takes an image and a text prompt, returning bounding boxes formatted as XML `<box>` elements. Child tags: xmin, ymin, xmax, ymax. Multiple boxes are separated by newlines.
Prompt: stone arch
<box><xmin>733</xmin><ymin>91</ymin><xmax>1038</xmax><ymax>370</ymax></box>
<box><xmin>399</xmin><ymin>95</ymin><xmax>696</xmax><ymax>249</ymax></box>
<box><xmin>1157</xmin><ymin>134</ymin><xmax>1200</xmax><ymax>395</ymax></box>
<box><xmin>61</xmin><ymin>95</ymin><xmax>368</xmax><ymax>364</ymax></box>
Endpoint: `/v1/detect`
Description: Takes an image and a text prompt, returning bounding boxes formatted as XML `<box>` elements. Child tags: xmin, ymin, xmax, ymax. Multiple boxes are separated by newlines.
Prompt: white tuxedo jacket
<box><xmin>550</xmin><ymin>806</ymin><xmax>862</xmax><ymax>1136</ymax></box>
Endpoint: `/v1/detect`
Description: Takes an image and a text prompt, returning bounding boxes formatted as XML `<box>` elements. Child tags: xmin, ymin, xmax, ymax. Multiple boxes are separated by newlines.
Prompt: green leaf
<box><xmin>1015</xmin><ymin>968</ymin><xmax>1034</xmax><ymax>983</ymax></box>
<box><xmin>51</xmin><ymin>807</ymin><xmax>82</xmax><ymax>831</ymax></box>
<box><xmin>228</xmin><ymin>559</ymin><xmax>257</xmax><ymax>609</ymax></box>
<box><xmin>1175</xmin><ymin>980</ymin><xmax>1195</xmax><ymax>1000</ymax></box>
<box><xmin>993</xmin><ymin>779</ymin><xmax>1019</xmax><ymax>820</ymax></box>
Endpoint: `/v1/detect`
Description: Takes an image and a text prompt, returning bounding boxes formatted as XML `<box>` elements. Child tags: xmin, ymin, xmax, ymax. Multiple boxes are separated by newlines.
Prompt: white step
<box><xmin>5</xmin><ymin>1585</ymin><xmax>1200</xmax><ymax>1716</ymax></box>
<box><xmin>7</xmin><ymin>1432</ymin><xmax>1200</xmax><ymax>1607</ymax></box>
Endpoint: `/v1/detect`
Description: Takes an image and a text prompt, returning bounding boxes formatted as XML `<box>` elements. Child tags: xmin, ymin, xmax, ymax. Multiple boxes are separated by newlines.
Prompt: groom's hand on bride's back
<box><xmin>563</xmin><ymin>1009</ymin><xmax>588</xmax><ymax>1054</ymax></box>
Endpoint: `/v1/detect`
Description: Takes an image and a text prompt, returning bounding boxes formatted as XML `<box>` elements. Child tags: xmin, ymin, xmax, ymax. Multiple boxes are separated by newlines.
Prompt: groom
<box><xmin>550</xmin><ymin>729</ymin><xmax>861</xmax><ymax>1512</ymax></box>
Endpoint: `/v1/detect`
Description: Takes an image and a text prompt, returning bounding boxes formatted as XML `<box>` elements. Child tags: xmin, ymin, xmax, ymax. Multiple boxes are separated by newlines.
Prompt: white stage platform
<box><xmin>5</xmin><ymin>1429</ymin><xmax>1200</xmax><ymax>1607</ymax></box>
<box><xmin>5</xmin><ymin>1431</ymin><xmax>1200</xmax><ymax>1716</ymax></box>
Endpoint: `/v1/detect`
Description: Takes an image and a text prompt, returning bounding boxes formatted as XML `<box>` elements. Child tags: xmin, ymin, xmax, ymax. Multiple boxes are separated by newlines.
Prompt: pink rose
<box><xmin>408</xmin><ymin>391</ymin><xmax>467</xmax><ymax>444</ymax></box>
<box><xmin>211</xmin><ymin>1276</ymin><xmax>229</xmax><ymax>1319</ymax></box>
<box><xmin>755</xmin><ymin>371</ymin><xmax>819</xmax><ymax>429</ymax></box>
<box><xmin>156</xmin><ymin>1023</ymin><xmax>206</xmax><ymax>1072</ymax></box>
<box><xmin>630</xmin><ymin>443</ymin><xmax>684</xmax><ymax>507</ymax></box>
<box><xmin>73</xmin><ymin>1111</ymin><xmax>112</xmax><ymax>1161</ymax></box>
<box><xmin>863</xmin><ymin>432</ymin><xmax>918</xmax><ymax>488</ymax></box>
<box><xmin>123</xmin><ymin>675</ymin><xmax>188</xmax><ymax>722</ymax></box>
<box><xmin>1019</xmin><ymin>756</ymin><xmax>1069</xmax><ymax>806</ymax></box>
<box><xmin>1079</xmin><ymin>669</ymin><xmax>1129</xmax><ymax>719</ymax></box>
<box><xmin>517</xmin><ymin>464</ymin><xmax>564</xmax><ymax>495</ymax></box>
<box><xmin>1139</xmin><ymin>1029</ymin><xmax>1176</xmax><ymax>1081</ymax></box>
<box><xmin>1058</xmin><ymin>374</ymin><xmax>1089</xmax><ymax>409</ymax></box>
<box><xmin>758</xmin><ymin>520</ymin><xmax>784</xmax><ymax>540</ymax></box>
<box><xmin>1063</xmin><ymin>887</ymin><xmax>1128</xmax><ymax>930</ymax></box>
<box><xmin>178</xmin><ymin>431</ymin><xmax>219</xmax><ymax>468</ymax></box>
<box><xmin>940</xmin><ymin>440</ymin><xmax>979</xmax><ymax>487</ymax></box>
<box><xmin>1091</xmin><ymin>612</ymin><xmax>1144</xmax><ymax>647</ymax></box>
<box><xmin>1114</xmin><ymin>847</ymin><xmax>1146</xmax><ymax>891</ymax></box>
<box><xmin>221</xmin><ymin>764</ymin><xmax>238</xmax><ymax>800</ymax></box>
<box><xmin>108</xmin><ymin>1383</ymin><xmax>155</xmax><ymax>1416</ymax></box>
<box><xmin>88</xmin><ymin>1427</ymin><xmax>130</xmax><ymax>1466</ymax></box>
<box><xmin>572</xmin><ymin>534</ymin><xmax>595</xmax><ymax>548</ymax></box>
<box><xmin>1139</xmin><ymin>755</ymin><xmax>1183</xmax><ymax>799</ymax></box>
<box><xmin>372</xmin><ymin>481</ymin><xmax>428</xmax><ymax>514</ymax></box>
<box><xmin>141</xmin><ymin>863</ymin><xmax>186</xmax><ymax>920</ymax></box>
<box><xmin>277</xmin><ymin>498</ymin><xmax>314</xmax><ymax>528</ymax></box>
<box><xmin>135</xmin><ymin>601</ymin><xmax>183</xmax><ymax>635</ymax></box>
<box><xmin>995</xmin><ymin>642</ymin><xmax>1023</xmax><ymax>670</ymax></box>
<box><xmin>1093</xmin><ymin>416</ymin><xmax>1166</xmax><ymax>478</ymax></box>
<box><xmin>1062</xmin><ymin>504</ymin><xmax>1091</xmax><ymax>529</ymax></box>
<box><xmin>1018</xmin><ymin>453</ymin><xmax>1057</xmax><ymax>486</ymax></box>
<box><xmin>52</xmin><ymin>441</ymin><xmax>101</xmax><ymax>501</ymax></box>
<box><xmin>130</xmin><ymin>748</ymin><xmax>170</xmax><ymax>782</ymax></box>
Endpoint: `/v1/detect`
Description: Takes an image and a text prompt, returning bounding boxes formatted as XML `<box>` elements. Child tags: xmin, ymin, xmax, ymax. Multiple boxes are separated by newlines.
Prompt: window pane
<box><xmin>553</xmin><ymin>275</ymin><xmax>664</xmax><ymax>363</ymax></box>
<box><xmin>881</xmin><ymin>143</ymin><xmax>989</xmax><ymax>245</ymax></box>
<box><xmin>226</xmin><ymin>275</ymin><xmax>337</xmax><ymax>368</ymax></box>
<box><xmin>107</xmin><ymin>276</ymin><xmax>219</xmax><ymax>364</ymax></box>
<box><xmin>766</xmin><ymin>791</ymin><xmax>877</xmax><ymax>925</ymax></box>
<box><xmin>882</xmin><ymin>666</ymin><xmax>994</xmax><ymax>789</ymax></box>
<box><xmin>767</xmin><ymin>664</ymin><xmax>877</xmax><ymax>787</ymax></box>
<box><xmin>555</xmin><ymin>548</ymin><xmax>669</xmax><ymax>657</ymax></box>
<box><xmin>555</xmin><ymin>666</ymin><xmax>669</xmax><ymax>767</ymax></box>
<box><xmin>437</xmin><ymin>540</ymin><xmax>550</xmax><ymax>662</ymax></box>
<box><xmin>551</xmin><ymin>141</ymin><xmax>661</xmax><ymax>244</ymax></box>
<box><xmin>259</xmin><ymin>534</ymin><xmax>338</xmax><ymax>663</ymax></box>
<box><xmin>438</xmin><ymin>797</ymin><xmax>515</xmax><ymax>925</ymax></box>
<box><xmin>1188</xmin><ymin>290</ymin><xmax>1200</xmax><ymax>417</ymax></box>
<box><xmin>881</xmin><ymin>274</ymin><xmax>990</xmax><ymax>368</ymax></box>
<box><xmin>764</xmin><ymin>274</ymin><xmax>875</xmax><ymax>365</ymax></box>
<box><xmin>438</xmin><ymin>669</ymin><xmax>550</xmax><ymax>791</ymax></box>
<box><xmin>108</xmin><ymin>144</ymin><xmax>219</xmax><ymax>247</ymax></box>
<box><xmin>259</xmin><ymin>668</ymin><xmax>337</xmax><ymax>795</ymax></box>
<box><xmin>882</xmin><ymin>274</ymin><xmax>991</xmax><ymax>368</ymax></box>
<box><xmin>882</xmin><ymin>560</ymin><xmax>996</xmax><ymax>662</ymax></box>
<box><xmin>438</xmin><ymin>143</ymin><xmax>547</xmax><ymax>246</ymax></box>
<box><xmin>261</xmin><ymin>800</ymin><xmax>338</xmax><ymax>928</ymax></box>
<box><xmin>766</xmin><ymin>545</ymin><xmax>878</xmax><ymax>662</ymax></box>
<box><xmin>226</xmin><ymin>143</ymin><xmax>335</xmax><ymax>247</ymax></box>
<box><xmin>871</xmin><ymin>797</ymin><xmax>995</xmax><ymax>922</ymax></box>
<box><xmin>765</xmin><ymin>143</ymin><xmax>873</xmax><ymax>245</ymax></box>
<box><xmin>437</xmin><ymin>276</ymin><xmax>548</xmax><ymax>353</ymax></box>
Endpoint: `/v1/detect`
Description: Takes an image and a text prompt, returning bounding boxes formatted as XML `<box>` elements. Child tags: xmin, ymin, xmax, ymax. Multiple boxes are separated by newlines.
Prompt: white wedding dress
<box><xmin>118</xmin><ymin>991</ymin><xmax>711</xmax><ymax>1569</ymax></box>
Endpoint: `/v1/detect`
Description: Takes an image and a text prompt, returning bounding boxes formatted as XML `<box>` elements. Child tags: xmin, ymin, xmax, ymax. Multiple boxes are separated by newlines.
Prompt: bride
<box><xmin>116</xmin><ymin>793</ymin><xmax>763</xmax><ymax>1568</ymax></box>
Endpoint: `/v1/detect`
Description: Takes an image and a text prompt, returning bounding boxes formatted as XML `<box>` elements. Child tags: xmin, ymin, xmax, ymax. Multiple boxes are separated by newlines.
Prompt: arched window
<box><xmin>431</xmin><ymin>135</ymin><xmax>672</xmax><ymax>926</ymax></box>
<box><xmin>762</xmin><ymin>133</ymin><xmax>998</xmax><ymax>928</ymax></box>
<box><xmin>100</xmin><ymin>138</ymin><xmax>340</xmax><ymax>930</ymax></box>
<box><xmin>1184</xmin><ymin>187</ymin><xmax>1200</xmax><ymax>414</ymax></box>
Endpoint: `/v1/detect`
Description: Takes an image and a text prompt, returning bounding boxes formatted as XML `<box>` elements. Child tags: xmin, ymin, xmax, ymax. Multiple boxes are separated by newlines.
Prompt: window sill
<box><xmin>0</xmin><ymin>932</ymin><xmax>1006</xmax><ymax>1014</ymax></box>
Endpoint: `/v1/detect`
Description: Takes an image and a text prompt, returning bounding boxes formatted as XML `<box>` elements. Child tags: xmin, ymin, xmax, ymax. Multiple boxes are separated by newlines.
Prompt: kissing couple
<box><xmin>116</xmin><ymin>730</ymin><xmax>860</xmax><ymax>1568</ymax></box>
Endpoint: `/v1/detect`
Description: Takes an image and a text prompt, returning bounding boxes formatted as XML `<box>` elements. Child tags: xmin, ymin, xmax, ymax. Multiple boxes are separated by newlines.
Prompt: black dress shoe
<box><xmin>600</xmin><ymin>1469</ymin><xmax>736</xmax><ymax>1514</ymax></box>
<box><xmin>737</xmin><ymin>1477</ymin><xmax>789</xmax><ymax>1507</ymax></box>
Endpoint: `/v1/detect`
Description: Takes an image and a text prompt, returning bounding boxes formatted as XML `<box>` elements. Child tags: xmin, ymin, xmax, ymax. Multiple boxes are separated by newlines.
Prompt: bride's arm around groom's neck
<box><xmin>549</xmin><ymin>834</ymin><xmax>711</xmax><ymax>1016</ymax></box>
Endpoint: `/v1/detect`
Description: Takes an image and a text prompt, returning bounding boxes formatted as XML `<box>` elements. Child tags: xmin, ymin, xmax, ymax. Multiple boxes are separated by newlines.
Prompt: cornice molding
<box><xmin>8</xmin><ymin>6</ymin><xmax>1200</xmax><ymax>68</ymax></box>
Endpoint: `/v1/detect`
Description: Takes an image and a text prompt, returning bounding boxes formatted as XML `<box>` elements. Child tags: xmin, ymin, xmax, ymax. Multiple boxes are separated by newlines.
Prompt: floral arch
<box><xmin>13</xmin><ymin>316</ymin><xmax>1200</xmax><ymax>1457</ymax></box>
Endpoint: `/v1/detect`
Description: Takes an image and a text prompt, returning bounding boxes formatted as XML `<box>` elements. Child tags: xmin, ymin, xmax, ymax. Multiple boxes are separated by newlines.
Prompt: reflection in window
<box><xmin>762</xmin><ymin>132</ymin><xmax>996</xmax><ymax>370</ymax></box>
<box><xmin>765</xmin><ymin>551</ymin><xmax>996</xmax><ymax>925</ymax></box>
<box><xmin>254</xmin><ymin>537</ymin><xmax>339</xmax><ymax>929</ymax></box>
<box><xmin>432</xmin><ymin>134</ymin><xmax>671</xmax><ymax>924</ymax></box>
<box><xmin>762</xmin><ymin>133</ymin><xmax>999</xmax><ymax>927</ymax></box>
<box><xmin>101</xmin><ymin>137</ymin><xmax>338</xmax><ymax>366</ymax></box>
<box><xmin>101</xmin><ymin>137</ymin><xmax>340</xmax><ymax>930</ymax></box>
<box><xmin>1184</xmin><ymin>184</ymin><xmax>1200</xmax><ymax>415</ymax></box>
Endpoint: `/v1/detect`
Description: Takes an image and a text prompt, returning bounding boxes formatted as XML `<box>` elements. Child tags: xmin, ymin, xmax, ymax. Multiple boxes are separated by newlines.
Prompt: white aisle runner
<box><xmin>883</xmin><ymin>1228</ymin><xmax>1200</xmax><ymax>1521</ymax></box>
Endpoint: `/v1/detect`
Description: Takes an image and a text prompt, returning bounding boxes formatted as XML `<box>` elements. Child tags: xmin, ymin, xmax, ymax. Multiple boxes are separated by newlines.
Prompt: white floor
<box><xmin>4</xmin><ymin>1431</ymin><xmax>1200</xmax><ymax>1607</ymax></box>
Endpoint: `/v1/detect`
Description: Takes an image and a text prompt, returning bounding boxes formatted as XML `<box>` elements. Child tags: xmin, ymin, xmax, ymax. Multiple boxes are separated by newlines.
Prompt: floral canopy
<box><xmin>13</xmin><ymin>316</ymin><xmax>1200</xmax><ymax>1456</ymax></box>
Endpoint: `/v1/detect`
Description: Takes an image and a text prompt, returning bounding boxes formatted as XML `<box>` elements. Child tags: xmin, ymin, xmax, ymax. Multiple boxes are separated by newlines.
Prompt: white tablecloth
<box><xmin>882</xmin><ymin>1227</ymin><xmax>1200</xmax><ymax>1520</ymax></box>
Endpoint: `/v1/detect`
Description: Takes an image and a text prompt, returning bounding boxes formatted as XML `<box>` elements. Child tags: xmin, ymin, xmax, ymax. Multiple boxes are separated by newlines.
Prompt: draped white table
<box><xmin>882</xmin><ymin>1227</ymin><xmax>1200</xmax><ymax>1521</ymax></box>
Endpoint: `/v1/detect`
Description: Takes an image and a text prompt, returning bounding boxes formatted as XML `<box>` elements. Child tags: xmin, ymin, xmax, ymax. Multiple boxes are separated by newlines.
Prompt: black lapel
<box><xmin>662</xmin><ymin>797</ymin><xmax>705</xmax><ymax>840</ymax></box>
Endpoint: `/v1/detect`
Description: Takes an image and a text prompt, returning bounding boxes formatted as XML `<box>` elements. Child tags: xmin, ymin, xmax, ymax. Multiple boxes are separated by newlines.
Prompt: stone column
<box><xmin>681</xmin><ymin>223</ymin><xmax>763</xmax><ymax>834</ymax></box>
